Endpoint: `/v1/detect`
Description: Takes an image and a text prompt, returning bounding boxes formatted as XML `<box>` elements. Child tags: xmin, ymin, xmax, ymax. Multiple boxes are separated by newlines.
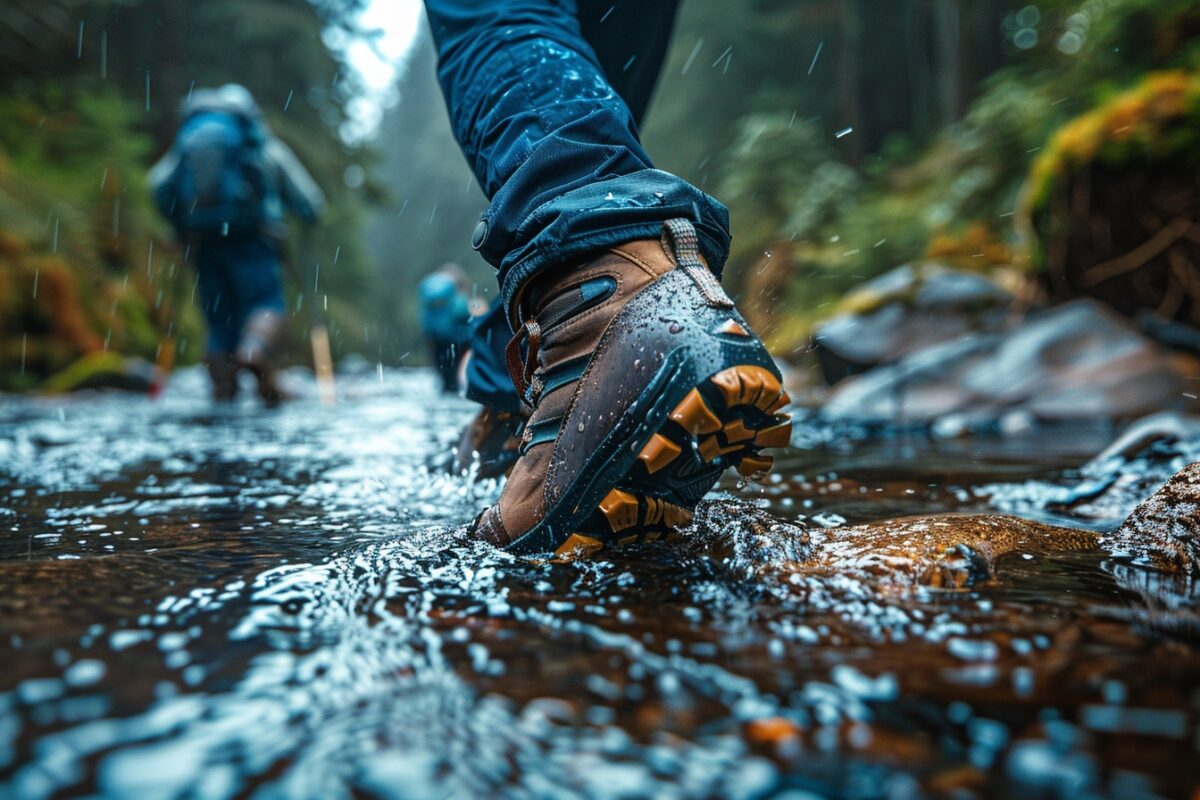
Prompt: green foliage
<box><xmin>697</xmin><ymin>0</ymin><xmax>1200</xmax><ymax>351</ymax></box>
<box><xmin>0</xmin><ymin>84</ymin><xmax>203</xmax><ymax>390</ymax></box>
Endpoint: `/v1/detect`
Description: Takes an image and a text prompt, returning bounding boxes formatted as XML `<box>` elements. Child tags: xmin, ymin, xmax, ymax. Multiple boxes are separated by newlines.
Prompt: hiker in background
<box><xmin>149</xmin><ymin>83</ymin><xmax>324</xmax><ymax>407</ymax></box>
<box><xmin>418</xmin><ymin>262</ymin><xmax>474</xmax><ymax>393</ymax></box>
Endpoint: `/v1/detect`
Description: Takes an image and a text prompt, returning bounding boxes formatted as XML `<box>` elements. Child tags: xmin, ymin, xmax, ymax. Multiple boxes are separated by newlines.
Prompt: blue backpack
<box><xmin>157</xmin><ymin>110</ymin><xmax>269</xmax><ymax>236</ymax></box>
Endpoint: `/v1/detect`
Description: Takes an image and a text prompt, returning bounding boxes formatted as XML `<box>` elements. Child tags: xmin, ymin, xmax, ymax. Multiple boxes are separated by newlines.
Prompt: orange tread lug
<box><xmin>554</xmin><ymin>533</ymin><xmax>604</xmax><ymax>559</ymax></box>
<box><xmin>599</xmin><ymin>488</ymin><xmax>639</xmax><ymax>532</ymax></box>
<box><xmin>670</xmin><ymin>389</ymin><xmax>722</xmax><ymax>435</ymax></box>
<box><xmin>710</xmin><ymin>368</ymin><xmax>743</xmax><ymax>407</ymax></box>
<box><xmin>737</xmin><ymin>455</ymin><xmax>774</xmax><ymax>478</ymax></box>
<box><xmin>712</xmin><ymin>365</ymin><xmax>781</xmax><ymax>409</ymax></box>
<box><xmin>723</xmin><ymin>418</ymin><xmax>755</xmax><ymax>443</ymax></box>
<box><xmin>663</xmin><ymin>502</ymin><xmax>693</xmax><ymax>527</ymax></box>
<box><xmin>766</xmin><ymin>391</ymin><xmax>791</xmax><ymax>414</ymax></box>
<box><xmin>699</xmin><ymin>435</ymin><xmax>744</xmax><ymax>462</ymax></box>
<box><xmin>754</xmin><ymin>420</ymin><xmax>793</xmax><ymax>449</ymax></box>
<box><xmin>638</xmin><ymin>433</ymin><xmax>682</xmax><ymax>474</ymax></box>
<box><xmin>645</xmin><ymin>496</ymin><xmax>663</xmax><ymax>526</ymax></box>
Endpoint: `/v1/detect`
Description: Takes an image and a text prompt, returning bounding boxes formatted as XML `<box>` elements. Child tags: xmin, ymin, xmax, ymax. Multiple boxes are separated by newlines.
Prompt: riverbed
<box><xmin>1</xmin><ymin>368</ymin><xmax>1197</xmax><ymax>799</ymax></box>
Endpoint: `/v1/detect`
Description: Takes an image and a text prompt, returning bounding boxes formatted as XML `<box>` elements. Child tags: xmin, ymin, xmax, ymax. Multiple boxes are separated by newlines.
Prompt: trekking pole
<box><xmin>149</xmin><ymin>250</ymin><xmax>185</xmax><ymax>400</ymax></box>
<box><xmin>303</xmin><ymin>226</ymin><xmax>336</xmax><ymax>406</ymax></box>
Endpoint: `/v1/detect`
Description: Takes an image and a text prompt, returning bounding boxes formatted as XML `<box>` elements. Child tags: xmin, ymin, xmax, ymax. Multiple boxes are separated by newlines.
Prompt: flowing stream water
<box><xmin>1</xmin><ymin>368</ymin><xmax>1197</xmax><ymax>799</ymax></box>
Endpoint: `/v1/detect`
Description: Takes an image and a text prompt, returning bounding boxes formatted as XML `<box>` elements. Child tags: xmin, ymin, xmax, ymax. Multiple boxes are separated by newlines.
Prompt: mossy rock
<box><xmin>41</xmin><ymin>351</ymin><xmax>154</xmax><ymax>394</ymax></box>
<box><xmin>1020</xmin><ymin>71</ymin><xmax>1200</xmax><ymax>326</ymax></box>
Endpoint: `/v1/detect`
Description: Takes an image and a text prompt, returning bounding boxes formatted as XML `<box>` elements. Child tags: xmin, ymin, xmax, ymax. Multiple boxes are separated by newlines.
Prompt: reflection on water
<box><xmin>1</xmin><ymin>368</ymin><xmax>1197</xmax><ymax>798</ymax></box>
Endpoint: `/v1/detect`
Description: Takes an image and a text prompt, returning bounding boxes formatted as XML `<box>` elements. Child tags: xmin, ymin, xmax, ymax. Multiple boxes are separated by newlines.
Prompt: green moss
<box><xmin>1024</xmin><ymin>70</ymin><xmax>1200</xmax><ymax>218</ymax></box>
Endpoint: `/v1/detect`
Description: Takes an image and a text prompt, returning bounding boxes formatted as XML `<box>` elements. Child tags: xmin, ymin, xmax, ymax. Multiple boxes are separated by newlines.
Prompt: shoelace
<box><xmin>504</xmin><ymin>319</ymin><xmax>541</xmax><ymax>405</ymax></box>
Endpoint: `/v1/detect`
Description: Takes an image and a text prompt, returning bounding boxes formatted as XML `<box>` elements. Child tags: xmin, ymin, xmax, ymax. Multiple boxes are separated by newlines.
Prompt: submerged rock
<box><xmin>703</xmin><ymin>461</ymin><xmax>1200</xmax><ymax>595</ymax></box>
<box><xmin>783</xmin><ymin>514</ymin><xmax>1098</xmax><ymax>590</ymax></box>
<box><xmin>692</xmin><ymin>502</ymin><xmax>1100</xmax><ymax>591</ymax></box>
<box><xmin>822</xmin><ymin>299</ymin><xmax>1193</xmax><ymax>425</ymax></box>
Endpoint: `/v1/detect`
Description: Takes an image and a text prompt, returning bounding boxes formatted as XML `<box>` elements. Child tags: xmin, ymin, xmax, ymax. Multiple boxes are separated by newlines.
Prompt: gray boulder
<box><xmin>813</xmin><ymin>263</ymin><xmax>1012</xmax><ymax>383</ymax></box>
<box><xmin>822</xmin><ymin>299</ymin><xmax>1192</xmax><ymax>425</ymax></box>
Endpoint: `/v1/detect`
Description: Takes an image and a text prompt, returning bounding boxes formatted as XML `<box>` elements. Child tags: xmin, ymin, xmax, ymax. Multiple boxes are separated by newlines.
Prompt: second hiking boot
<box><xmin>472</xmin><ymin>218</ymin><xmax>792</xmax><ymax>556</ymax></box>
<box><xmin>236</xmin><ymin>309</ymin><xmax>288</xmax><ymax>408</ymax></box>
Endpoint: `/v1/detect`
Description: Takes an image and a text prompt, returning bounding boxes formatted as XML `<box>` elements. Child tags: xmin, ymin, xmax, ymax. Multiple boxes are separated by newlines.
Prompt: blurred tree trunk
<box><xmin>904</xmin><ymin>0</ymin><xmax>932</xmax><ymax>142</ymax></box>
<box><xmin>933</xmin><ymin>0</ymin><xmax>961</xmax><ymax>127</ymax></box>
<box><xmin>837</xmin><ymin>0</ymin><xmax>864</xmax><ymax>164</ymax></box>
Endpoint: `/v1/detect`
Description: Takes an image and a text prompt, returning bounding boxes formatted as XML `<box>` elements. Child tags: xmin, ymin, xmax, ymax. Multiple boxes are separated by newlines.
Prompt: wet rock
<box><xmin>698</xmin><ymin>504</ymin><xmax>1100</xmax><ymax>591</ymax></box>
<box><xmin>1050</xmin><ymin>413</ymin><xmax>1200</xmax><ymax>523</ymax></box>
<box><xmin>822</xmin><ymin>299</ymin><xmax>1192</xmax><ymax>425</ymax></box>
<box><xmin>1107</xmin><ymin>462</ymin><xmax>1200</xmax><ymax>576</ymax></box>
<box><xmin>790</xmin><ymin>514</ymin><xmax>1099</xmax><ymax>590</ymax></box>
<box><xmin>1092</xmin><ymin>412</ymin><xmax>1200</xmax><ymax>463</ymax></box>
<box><xmin>812</xmin><ymin>263</ymin><xmax>1012</xmax><ymax>384</ymax></box>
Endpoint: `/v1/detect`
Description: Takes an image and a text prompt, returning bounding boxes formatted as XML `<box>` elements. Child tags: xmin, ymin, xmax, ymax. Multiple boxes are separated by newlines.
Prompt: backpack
<box><xmin>157</xmin><ymin>110</ymin><xmax>270</xmax><ymax>236</ymax></box>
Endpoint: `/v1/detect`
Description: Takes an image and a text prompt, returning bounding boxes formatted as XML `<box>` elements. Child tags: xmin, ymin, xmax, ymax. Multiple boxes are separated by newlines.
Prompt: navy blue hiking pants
<box><xmin>194</xmin><ymin>236</ymin><xmax>285</xmax><ymax>356</ymax></box>
<box><xmin>423</xmin><ymin>0</ymin><xmax>730</xmax><ymax>412</ymax></box>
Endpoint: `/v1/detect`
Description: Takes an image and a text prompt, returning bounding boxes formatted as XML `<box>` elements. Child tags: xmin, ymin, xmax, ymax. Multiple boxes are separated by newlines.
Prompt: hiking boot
<box><xmin>206</xmin><ymin>353</ymin><xmax>238</xmax><ymax>402</ymax></box>
<box><xmin>236</xmin><ymin>310</ymin><xmax>288</xmax><ymax>408</ymax></box>
<box><xmin>472</xmin><ymin>218</ymin><xmax>792</xmax><ymax>556</ymax></box>
<box><xmin>453</xmin><ymin>407</ymin><xmax>526</xmax><ymax>479</ymax></box>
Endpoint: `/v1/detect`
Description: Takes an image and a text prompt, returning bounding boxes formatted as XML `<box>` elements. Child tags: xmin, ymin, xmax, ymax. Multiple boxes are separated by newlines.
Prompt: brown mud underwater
<box><xmin>1</xmin><ymin>367</ymin><xmax>1199</xmax><ymax>799</ymax></box>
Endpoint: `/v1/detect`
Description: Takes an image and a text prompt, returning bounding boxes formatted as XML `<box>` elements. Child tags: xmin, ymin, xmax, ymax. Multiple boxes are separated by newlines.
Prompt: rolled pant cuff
<box><xmin>490</xmin><ymin>169</ymin><xmax>731</xmax><ymax>321</ymax></box>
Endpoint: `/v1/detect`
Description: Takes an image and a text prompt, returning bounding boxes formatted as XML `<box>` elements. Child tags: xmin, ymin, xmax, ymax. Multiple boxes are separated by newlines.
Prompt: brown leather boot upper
<box><xmin>476</xmin><ymin>239</ymin><xmax>678</xmax><ymax>545</ymax></box>
<box><xmin>472</xmin><ymin>218</ymin><xmax>789</xmax><ymax>554</ymax></box>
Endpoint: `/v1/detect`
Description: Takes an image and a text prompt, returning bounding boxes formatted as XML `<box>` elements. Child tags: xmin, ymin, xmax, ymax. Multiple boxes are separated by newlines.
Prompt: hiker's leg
<box><xmin>230</xmin><ymin>237</ymin><xmax>288</xmax><ymax>406</ymax></box>
<box><xmin>231</xmin><ymin>237</ymin><xmax>286</xmax><ymax>336</ymax></box>
<box><xmin>462</xmin><ymin>299</ymin><xmax>524</xmax><ymax>413</ymax></box>
<box><xmin>426</xmin><ymin>0</ymin><xmax>790</xmax><ymax>552</ymax></box>
<box><xmin>576</xmin><ymin>0</ymin><xmax>679</xmax><ymax>125</ymax></box>
<box><xmin>195</xmin><ymin>242</ymin><xmax>239</xmax><ymax>401</ymax></box>
<box><xmin>430</xmin><ymin>339</ymin><xmax>460</xmax><ymax>393</ymax></box>
<box><xmin>455</xmin><ymin>0</ymin><xmax>680</xmax><ymax>411</ymax></box>
<box><xmin>423</xmin><ymin>0</ymin><xmax>728</xmax><ymax>319</ymax></box>
<box><xmin>195</xmin><ymin>243</ymin><xmax>238</xmax><ymax>355</ymax></box>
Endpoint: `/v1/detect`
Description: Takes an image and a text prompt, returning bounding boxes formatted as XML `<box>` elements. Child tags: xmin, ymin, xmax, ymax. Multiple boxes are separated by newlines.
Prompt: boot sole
<box><xmin>551</xmin><ymin>364</ymin><xmax>791</xmax><ymax>559</ymax></box>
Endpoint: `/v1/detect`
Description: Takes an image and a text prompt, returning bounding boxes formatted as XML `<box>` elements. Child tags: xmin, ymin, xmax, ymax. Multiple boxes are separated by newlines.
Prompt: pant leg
<box><xmin>463</xmin><ymin>298</ymin><xmax>526</xmax><ymax>413</ymax></box>
<box><xmin>431</xmin><ymin>339</ymin><xmax>460</xmax><ymax>392</ymax></box>
<box><xmin>577</xmin><ymin>0</ymin><xmax>680</xmax><ymax>125</ymax></box>
<box><xmin>194</xmin><ymin>243</ymin><xmax>240</xmax><ymax>356</ymax></box>
<box><xmin>423</xmin><ymin>0</ymin><xmax>729</xmax><ymax>322</ymax></box>
<box><xmin>225</xmin><ymin>237</ymin><xmax>286</xmax><ymax>323</ymax></box>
